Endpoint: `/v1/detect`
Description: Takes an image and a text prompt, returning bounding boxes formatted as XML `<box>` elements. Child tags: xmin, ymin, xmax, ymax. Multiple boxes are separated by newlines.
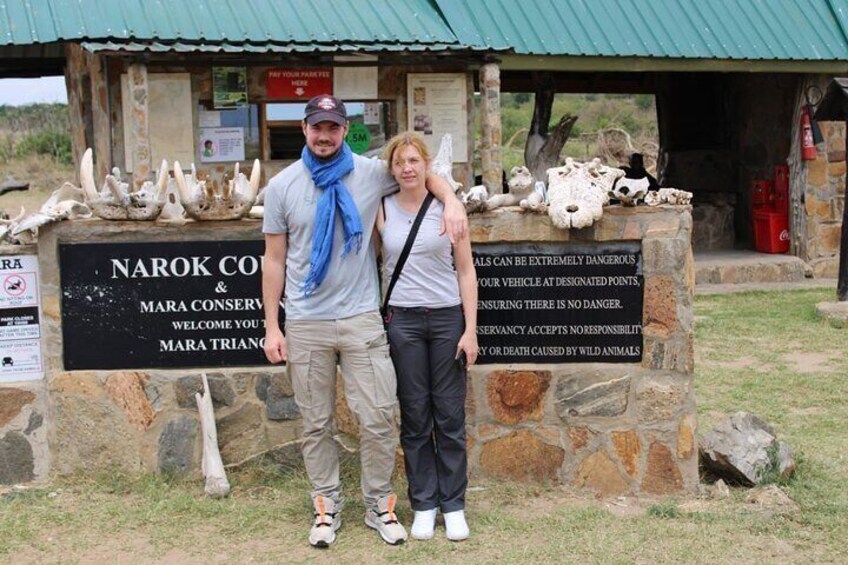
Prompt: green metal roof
<box><xmin>0</xmin><ymin>0</ymin><xmax>460</xmax><ymax>49</ymax></box>
<box><xmin>434</xmin><ymin>0</ymin><xmax>848</xmax><ymax>60</ymax></box>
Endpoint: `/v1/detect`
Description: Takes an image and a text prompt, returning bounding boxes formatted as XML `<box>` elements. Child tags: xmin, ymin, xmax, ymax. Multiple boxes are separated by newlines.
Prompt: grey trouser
<box><xmin>285</xmin><ymin>310</ymin><xmax>399</xmax><ymax>509</ymax></box>
<box><xmin>386</xmin><ymin>305</ymin><xmax>468</xmax><ymax>513</ymax></box>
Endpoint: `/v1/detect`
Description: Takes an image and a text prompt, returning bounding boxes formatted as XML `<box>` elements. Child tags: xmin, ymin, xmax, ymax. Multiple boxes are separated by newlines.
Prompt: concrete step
<box><xmin>694</xmin><ymin>250</ymin><xmax>809</xmax><ymax>285</ymax></box>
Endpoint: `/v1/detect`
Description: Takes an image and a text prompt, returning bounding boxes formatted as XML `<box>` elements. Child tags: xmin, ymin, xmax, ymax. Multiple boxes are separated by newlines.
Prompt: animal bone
<box><xmin>609</xmin><ymin>176</ymin><xmax>650</xmax><ymax>206</ymax></box>
<box><xmin>460</xmin><ymin>185</ymin><xmax>489</xmax><ymax>213</ymax></box>
<box><xmin>1</xmin><ymin>182</ymin><xmax>92</xmax><ymax>244</ymax></box>
<box><xmin>520</xmin><ymin>181</ymin><xmax>548</xmax><ymax>212</ymax></box>
<box><xmin>81</xmin><ymin>148</ymin><xmax>168</xmax><ymax>220</ymax></box>
<box><xmin>644</xmin><ymin>187</ymin><xmax>693</xmax><ymax>206</ymax></box>
<box><xmin>195</xmin><ymin>372</ymin><xmax>230</xmax><ymax>498</ymax></box>
<box><xmin>485</xmin><ymin>166</ymin><xmax>535</xmax><ymax>210</ymax></box>
<box><xmin>546</xmin><ymin>158</ymin><xmax>624</xmax><ymax>229</ymax></box>
<box><xmin>175</xmin><ymin>160</ymin><xmax>260</xmax><ymax>220</ymax></box>
<box><xmin>429</xmin><ymin>134</ymin><xmax>463</xmax><ymax>194</ymax></box>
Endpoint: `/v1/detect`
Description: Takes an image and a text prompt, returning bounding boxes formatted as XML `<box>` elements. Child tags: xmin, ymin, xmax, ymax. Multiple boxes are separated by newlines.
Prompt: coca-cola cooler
<box><xmin>751</xmin><ymin>165</ymin><xmax>790</xmax><ymax>253</ymax></box>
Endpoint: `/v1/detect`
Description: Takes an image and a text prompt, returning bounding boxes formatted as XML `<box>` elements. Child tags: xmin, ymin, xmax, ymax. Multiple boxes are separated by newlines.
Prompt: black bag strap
<box><xmin>382</xmin><ymin>192</ymin><xmax>434</xmax><ymax>314</ymax></box>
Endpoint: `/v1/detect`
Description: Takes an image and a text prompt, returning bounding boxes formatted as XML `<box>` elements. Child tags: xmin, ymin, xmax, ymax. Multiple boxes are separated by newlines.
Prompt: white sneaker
<box><xmin>444</xmin><ymin>509</ymin><xmax>469</xmax><ymax>541</ymax></box>
<box><xmin>410</xmin><ymin>508</ymin><xmax>437</xmax><ymax>540</ymax></box>
<box><xmin>309</xmin><ymin>495</ymin><xmax>341</xmax><ymax>548</ymax></box>
<box><xmin>365</xmin><ymin>493</ymin><xmax>408</xmax><ymax>545</ymax></box>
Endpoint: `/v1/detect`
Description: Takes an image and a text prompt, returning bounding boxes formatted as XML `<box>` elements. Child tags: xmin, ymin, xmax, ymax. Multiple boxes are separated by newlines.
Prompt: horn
<box><xmin>155</xmin><ymin>160</ymin><xmax>169</xmax><ymax>199</ymax></box>
<box><xmin>105</xmin><ymin>175</ymin><xmax>124</xmax><ymax>202</ymax></box>
<box><xmin>246</xmin><ymin>159</ymin><xmax>261</xmax><ymax>201</ymax></box>
<box><xmin>80</xmin><ymin>148</ymin><xmax>99</xmax><ymax>202</ymax></box>
<box><xmin>173</xmin><ymin>161</ymin><xmax>192</xmax><ymax>205</ymax></box>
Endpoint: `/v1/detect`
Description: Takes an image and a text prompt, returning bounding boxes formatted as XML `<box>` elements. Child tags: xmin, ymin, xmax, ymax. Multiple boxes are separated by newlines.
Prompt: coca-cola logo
<box><xmin>779</xmin><ymin>229</ymin><xmax>790</xmax><ymax>241</ymax></box>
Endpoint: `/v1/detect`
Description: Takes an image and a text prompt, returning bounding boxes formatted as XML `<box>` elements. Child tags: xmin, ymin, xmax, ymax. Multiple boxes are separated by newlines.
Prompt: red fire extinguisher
<box><xmin>800</xmin><ymin>105</ymin><xmax>816</xmax><ymax>160</ymax></box>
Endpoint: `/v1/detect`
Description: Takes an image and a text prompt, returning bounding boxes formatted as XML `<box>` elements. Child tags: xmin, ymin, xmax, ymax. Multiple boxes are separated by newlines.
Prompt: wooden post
<box><xmin>127</xmin><ymin>62</ymin><xmax>152</xmax><ymax>190</ymax></box>
<box><xmin>87</xmin><ymin>52</ymin><xmax>112</xmax><ymax>182</ymax></box>
<box><xmin>64</xmin><ymin>44</ymin><xmax>90</xmax><ymax>182</ymax></box>
<box><xmin>838</xmin><ymin>126</ymin><xmax>848</xmax><ymax>301</ymax></box>
<box><xmin>479</xmin><ymin>62</ymin><xmax>503</xmax><ymax>196</ymax></box>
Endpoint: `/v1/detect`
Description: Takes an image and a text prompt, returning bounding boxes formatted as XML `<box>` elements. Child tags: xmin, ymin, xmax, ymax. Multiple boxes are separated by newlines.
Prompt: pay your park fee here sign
<box><xmin>58</xmin><ymin>241</ymin><xmax>644</xmax><ymax>370</ymax></box>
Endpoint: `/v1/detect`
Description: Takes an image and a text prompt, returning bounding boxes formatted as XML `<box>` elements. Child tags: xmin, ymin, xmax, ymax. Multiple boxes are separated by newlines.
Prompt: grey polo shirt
<box><xmin>263</xmin><ymin>154</ymin><xmax>397</xmax><ymax>320</ymax></box>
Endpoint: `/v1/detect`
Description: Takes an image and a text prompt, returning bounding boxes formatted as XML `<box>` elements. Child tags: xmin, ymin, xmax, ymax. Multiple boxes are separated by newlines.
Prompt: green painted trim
<box><xmin>500</xmin><ymin>55</ymin><xmax>848</xmax><ymax>74</ymax></box>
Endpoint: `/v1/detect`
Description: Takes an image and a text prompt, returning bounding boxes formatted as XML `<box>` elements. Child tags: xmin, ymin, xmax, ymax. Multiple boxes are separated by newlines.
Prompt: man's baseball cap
<box><xmin>304</xmin><ymin>95</ymin><xmax>347</xmax><ymax>126</ymax></box>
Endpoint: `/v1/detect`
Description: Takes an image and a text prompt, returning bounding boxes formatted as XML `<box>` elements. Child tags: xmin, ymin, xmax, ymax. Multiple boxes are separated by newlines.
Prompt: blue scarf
<box><xmin>301</xmin><ymin>142</ymin><xmax>363</xmax><ymax>297</ymax></box>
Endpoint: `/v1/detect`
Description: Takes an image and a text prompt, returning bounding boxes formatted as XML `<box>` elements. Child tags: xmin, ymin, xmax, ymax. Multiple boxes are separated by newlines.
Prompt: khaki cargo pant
<box><xmin>285</xmin><ymin>310</ymin><xmax>398</xmax><ymax>509</ymax></box>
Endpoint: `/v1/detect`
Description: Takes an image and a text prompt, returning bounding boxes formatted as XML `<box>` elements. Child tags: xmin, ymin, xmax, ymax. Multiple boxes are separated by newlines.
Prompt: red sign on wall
<box><xmin>266</xmin><ymin>68</ymin><xmax>333</xmax><ymax>100</ymax></box>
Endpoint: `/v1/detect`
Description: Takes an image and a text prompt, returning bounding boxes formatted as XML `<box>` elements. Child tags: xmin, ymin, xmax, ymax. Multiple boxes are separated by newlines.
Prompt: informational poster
<box><xmin>407</xmin><ymin>73</ymin><xmax>468</xmax><ymax>162</ymax></box>
<box><xmin>363</xmin><ymin>103</ymin><xmax>381</xmax><ymax>125</ymax></box>
<box><xmin>474</xmin><ymin>242</ymin><xmax>643</xmax><ymax>364</ymax></box>
<box><xmin>333</xmin><ymin>66</ymin><xmax>378</xmax><ymax>100</ymax></box>
<box><xmin>59</xmin><ymin>241</ymin><xmax>279</xmax><ymax>370</ymax></box>
<box><xmin>198</xmin><ymin>110</ymin><xmax>221</xmax><ymax>128</ymax></box>
<box><xmin>198</xmin><ymin>127</ymin><xmax>245</xmax><ymax>163</ymax></box>
<box><xmin>0</xmin><ymin>255</ymin><xmax>42</xmax><ymax>382</ymax></box>
<box><xmin>266</xmin><ymin>68</ymin><xmax>333</xmax><ymax>100</ymax></box>
<box><xmin>212</xmin><ymin>67</ymin><xmax>248</xmax><ymax>109</ymax></box>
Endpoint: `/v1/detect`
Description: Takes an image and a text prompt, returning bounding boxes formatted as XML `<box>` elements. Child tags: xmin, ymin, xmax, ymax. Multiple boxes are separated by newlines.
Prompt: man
<box><xmin>262</xmin><ymin>95</ymin><xmax>467</xmax><ymax>548</ymax></box>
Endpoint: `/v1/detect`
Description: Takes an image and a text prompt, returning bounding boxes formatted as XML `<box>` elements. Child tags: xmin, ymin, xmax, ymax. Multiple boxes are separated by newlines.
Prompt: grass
<box><xmin>2</xmin><ymin>288</ymin><xmax>847</xmax><ymax>563</ymax></box>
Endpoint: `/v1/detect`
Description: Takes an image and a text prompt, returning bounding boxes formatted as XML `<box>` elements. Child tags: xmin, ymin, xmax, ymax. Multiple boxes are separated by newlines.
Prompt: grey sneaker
<box><xmin>309</xmin><ymin>495</ymin><xmax>341</xmax><ymax>548</ymax></box>
<box><xmin>364</xmin><ymin>493</ymin><xmax>408</xmax><ymax>545</ymax></box>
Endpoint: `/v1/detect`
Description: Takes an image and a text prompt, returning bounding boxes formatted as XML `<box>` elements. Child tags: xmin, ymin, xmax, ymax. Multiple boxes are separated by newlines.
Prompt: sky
<box><xmin>0</xmin><ymin>76</ymin><xmax>68</xmax><ymax>106</ymax></box>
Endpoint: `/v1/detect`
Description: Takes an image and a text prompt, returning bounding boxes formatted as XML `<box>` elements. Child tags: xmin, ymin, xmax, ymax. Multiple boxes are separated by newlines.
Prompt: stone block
<box><xmin>49</xmin><ymin>371</ymin><xmax>104</xmax><ymax>397</ymax></box>
<box><xmin>807</xmin><ymin>157</ymin><xmax>828</xmax><ymax>188</ymax></box>
<box><xmin>828</xmin><ymin>149</ymin><xmax>846</xmax><ymax>162</ymax></box>
<box><xmin>828</xmin><ymin>160</ymin><xmax>846</xmax><ymax>178</ymax></box>
<box><xmin>641</xmin><ymin>441</ymin><xmax>684</xmax><ymax>494</ymax></box>
<box><xmin>158</xmin><ymin>416</ymin><xmax>197</xmax><ymax>475</ymax></box>
<box><xmin>174</xmin><ymin>373</ymin><xmax>234</xmax><ymax>409</ymax></box>
<box><xmin>810</xmin><ymin>257</ymin><xmax>839</xmax><ymax>278</ymax></box>
<box><xmin>677</xmin><ymin>414</ymin><xmax>696</xmax><ymax>459</ymax></box>
<box><xmin>104</xmin><ymin>372</ymin><xmax>155</xmax><ymax>430</ymax></box>
<box><xmin>555</xmin><ymin>373</ymin><xmax>630</xmax><ymax>419</ymax></box>
<box><xmin>0</xmin><ymin>387</ymin><xmax>36</xmax><ymax>427</ymax></box>
<box><xmin>0</xmin><ymin>431</ymin><xmax>34</xmax><ymax>484</ymax></box>
<box><xmin>612</xmin><ymin>430</ymin><xmax>641</xmax><ymax>477</ymax></box>
<box><xmin>804</xmin><ymin>194</ymin><xmax>832</xmax><ymax>219</ymax></box>
<box><xmin>51</xmin><ymin>393</ymin><xmax>142</xmax><ymax>475</ymax></box>
<box><xmin>643</xmin><ymin>275</ymin><xmax>678</xmax><ymax>336</ymax></box>
<box><xmin>267</xmin><ymin>396</ymin><xmax>299</xmax><ymax>421</ymax></box>
<box><xmin>256</xmin><ymin>371</ymin><xmax>299</xmax><ymax>420</ymax></box>
<box><xmin>568</xmin><ymin>427</ymin><xmax>591</xmax><ymax>450</ymax></box>
<box><xmin>486</xmin><ymin>370</ymin><xmax>551</xmax><ymax>424</ymax></box>
<box><xmin>818</xmin><ymin>223</ymin><xmax>843</xmax><ymax>254</ymax></box>
<box><xmin>24</xmin><ymin>411</ymin><xmax>43</xmax><ymax>435</ymax></box>
<box><xmin>642</xmin><ymin>238</ymin><xmax>689</xmax><ymax>275</ymax></box>
<box><xmin>636</xmin><ymin>378</ymin><xmax>687</xmax><ymax>423</ymax></box>
<box><xmin>575</xmin><ymin>450</ymin><xmax>630</xmax><ymax>496</ymax></box>
<box><xmin>479</xmin><ymin>429</ymin><xmax>564</xmax><ymax>482</ymax></box>
<box><xmin>217</xmin><ymin>403</ymin><xmax>264</xmax><ymax>464</ymax></box>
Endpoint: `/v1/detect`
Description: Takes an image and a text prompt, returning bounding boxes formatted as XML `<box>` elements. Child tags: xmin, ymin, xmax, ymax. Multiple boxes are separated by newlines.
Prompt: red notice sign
<box><xmin>266</xmin><ymin>68</ymin><xmax>333</xmax><ymax>100</ymax></box>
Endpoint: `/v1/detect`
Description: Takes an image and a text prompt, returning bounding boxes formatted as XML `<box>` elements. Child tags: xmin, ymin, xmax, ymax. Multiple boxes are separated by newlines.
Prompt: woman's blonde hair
<box><xmin>381</xmin><ymin>132</ymin><xmax>431</xmax><ymax>165</ymax></box>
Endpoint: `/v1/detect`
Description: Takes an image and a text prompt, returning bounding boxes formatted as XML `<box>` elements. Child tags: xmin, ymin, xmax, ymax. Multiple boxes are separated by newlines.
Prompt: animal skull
<box><xmin>174</xmin><ymin>160</ymin><xmax>260</xmax><ymax>221</ymax></box>
<box><xmin>546</xmin><ymin>158</ymin><xmax>624</xmax><ymax>229</ymax></box>
<box><xmin>429</xmin><ymin>133</ymin><xmax>463</xmax><ymax>194</ymax></box>
<box><xmin>644</xmin><ymin>187</ymin><xmax>693</xmax><ymax>206</ymax></box>
<box><xmin>80</xmin><ymin>148</ymin><xmax>168</xmax><ymax>220</ymax></box>
<box><xmin>609</xmin><ymin>176</ymin><xmax>650</xmax><ymax>206</ymax></box>
<box><xmin>485</xmin><ymin>166</ymin><xmax>535</xmax><ymax>210</ymax></box>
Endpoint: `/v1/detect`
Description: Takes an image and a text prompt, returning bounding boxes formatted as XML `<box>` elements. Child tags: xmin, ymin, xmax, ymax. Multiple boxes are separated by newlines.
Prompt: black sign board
<box><xmin>474</xmin><ymin>242</ymin><xmax>643</xmax><ymax>364</ymax></box>
<box><xmin>59</xmin><ymin>240</ymin><xmax>277</xmax><ymax>370</ymax></box>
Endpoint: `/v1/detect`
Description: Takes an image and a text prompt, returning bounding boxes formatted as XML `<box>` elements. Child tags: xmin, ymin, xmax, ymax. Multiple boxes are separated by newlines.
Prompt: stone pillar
<box><xmin>127</xmin><ymin>62</ymin><xmax>152</xmax><ymax>190</ymax></box>
<box><xmin>479</xmin><ymin>62</ymin><xmax>503</xmax><ymax>196</ymax></box>
<box><xmin>64</xmin><ymin>43</ymin><xmax>90</xmax><ymax>181</ymax></box>
<box><xmin>87</xmin><ymin>52</ymin><xmax>112</xmax><ymax>182</ymax></box>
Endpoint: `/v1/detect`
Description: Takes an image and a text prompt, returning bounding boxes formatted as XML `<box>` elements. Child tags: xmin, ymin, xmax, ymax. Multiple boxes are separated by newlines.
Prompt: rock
<box><xmin>575</xmin><ymin>450</ymin><xmax>630</xmax><ymax>496</ymax></box>
<box><xmin>217</xmin><ymin>403</ymin><xmax>264</xmax><ymax>464</ymax></box>
<box><xmin>641</xmin><ymin>441</ymin><xmax>684</xmax><ymax>494</ymax></box>
<box><xmin>174</xmin><ymin>374</ymin><xmax>234</xmax><ymax>409</ymax></box>
<box><xmin>104</xmin><ymin>372</ymin><xmax>155</xmax><ymax>430</ymax></box>
<box><xmin>568</xmin><ymin>427</ymin><xmax>591</xmax><ymax>450</ymax></box>
<box><xmin>256</xmin><ymin>372</ymin><xmax>299</xmax><ymax>420</ymax></box>
<box><xmin>486</xmin><ymin>370</ymin><xmax>551</xmax><ymax>424</ymax></box>
<box><xmin>24</xmin><ymin>411</ymin><xmax>43</xmax><ymax>435</ymax></box>
<box><xmin>0</xmin><ymin>388</ymin><xmax>36</xmax><ymax>427</ymax></box>
<box><xmin>0</xmin><ymin>432</ymin><xmax>34</xmax><ymax>484</ymax></box>
<box><xmin>677</xmin><ymin>414</ymin><xmax>696</xmax><ymax>459</ymax></box>
<box><xmin>555</xmin><ymin>374</ymin><xmax>630</xmax><ymax>419</ymax></box>
<box><xmin>699</xmin><ymin>412</ymin><xmax>796</xmax><ymax>486</ymax></box>
<box><xmin>158</xmin><ymin>416</ymin><xmax>198</xmax><ymax>475</ymax></box>
<box><xmin>479</xmin><ymin>429</ymin><xmax>564</xmax><ymax>482</ymax></box>
<box><xmin>612</xmin><ymin>430</ymin><xmax>641</xmax><ymax>477</ymax></box>
<box><xmin>636</xmin><ymin>379</ymin><xmax>687</xmax><ymax>423</ymax></box>
<box><xmin>815</xmin><ymin>301</ymin><xmax>848</xmax><ymax>329</ymax></box>
<box><xmin>745</xmin><ymin>484</ymin><xmax>798</xmax><ymax>512</ymax></box>
<box><xmin>711</xmin><ymin>478</ymin><xmax>730</xmax><ymax>499</ymax></box>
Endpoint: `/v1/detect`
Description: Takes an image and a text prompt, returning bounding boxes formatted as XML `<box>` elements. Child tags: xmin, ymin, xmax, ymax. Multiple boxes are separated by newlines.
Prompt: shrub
<box><xmin>14</xmin><ymin>129</ymin><xmax>72</xmax><ymax>164</ymax></box>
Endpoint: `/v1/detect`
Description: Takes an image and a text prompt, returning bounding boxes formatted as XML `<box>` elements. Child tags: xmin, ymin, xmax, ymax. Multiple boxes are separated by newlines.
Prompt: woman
<box><xmin>376</xmin><ymin>132</ymin><xmax>478</xmax><ymax>541</ymax></box>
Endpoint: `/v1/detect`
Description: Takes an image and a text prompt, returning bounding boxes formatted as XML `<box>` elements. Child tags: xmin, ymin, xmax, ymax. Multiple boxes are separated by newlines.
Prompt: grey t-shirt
<box><xmin>263</xmin><ymin>154</ymin><xmax>397</xmax><ymax>320</ymax></box>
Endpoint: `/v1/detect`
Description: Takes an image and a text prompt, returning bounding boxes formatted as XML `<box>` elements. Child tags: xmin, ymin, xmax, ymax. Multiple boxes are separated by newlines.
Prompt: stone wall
<box><xmin>0</xmin><ymin>244</ymin><xmax>50</xmax><ymax>484</ymax></box>
<box><xmin>466</xmin><ymin>206</ymin><xmax>697</xmax><ymax>495</ymax></box>
<box><xmin>19</xmin><ymin>207</ymin><xmax>696</xmax><ymax>496</ymax></box>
